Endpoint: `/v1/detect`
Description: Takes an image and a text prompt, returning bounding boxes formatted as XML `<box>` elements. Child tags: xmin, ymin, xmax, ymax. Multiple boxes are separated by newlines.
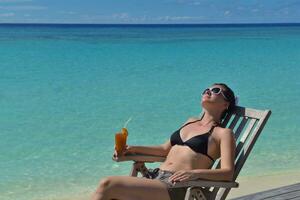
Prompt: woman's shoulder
<box><xmin>213</xmin><ymin>126</ymin><xmax>235</xmax><ymax>140</ymax></box>
<box><xmin>187</xmin><ymin>117</ymin><xmax>201</xmax><ymax>122</ymax></box>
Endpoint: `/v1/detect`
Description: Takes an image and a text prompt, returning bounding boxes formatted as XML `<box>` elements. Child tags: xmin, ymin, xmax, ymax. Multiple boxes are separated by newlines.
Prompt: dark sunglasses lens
<box><xmin>211</xmin><ymin>88</ymin><xmax>221</xmax><ymax>94</ymax></box>
<box><xmin>202</xmin><ymin>89</ymin><xmax>209</xmax><ymax>95</ymax></box>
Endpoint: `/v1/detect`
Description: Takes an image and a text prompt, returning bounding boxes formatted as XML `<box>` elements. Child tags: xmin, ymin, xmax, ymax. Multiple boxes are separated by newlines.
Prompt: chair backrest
<box><xmin>203</xmin><ymin>106</ymin><xmax>271</xmax><ymax>200</ymax></box>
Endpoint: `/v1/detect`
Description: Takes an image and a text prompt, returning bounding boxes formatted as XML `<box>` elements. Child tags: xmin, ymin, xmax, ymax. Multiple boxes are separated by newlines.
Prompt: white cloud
<box><xmin>77</xmin><ymin>12</ymin><xmax>130</xmax><ymax>22</ymax></box>
<box><xmin>68</xmin><ymin>13</ymin><xmax>206</xmax><ymax>24</ymax></box>
<box><xmin>156</xmin><ymin>15</ymin><xmax>205</xmax><ymax>22</ymax></box>
<box><xmin>99</xmin><ymin>13</ymin><xmax>205</xmax><ymax>23</ymax></box>
<box><xmin>112</xmin><ymin>13</ymin><xmax>129</xmax><ymax>19</ymax></box>
<box><xmin>79</xmin><ymin>14</ymin><xmax>110</xmax><ymax>22</ymax></box>
<box><xmin>0</xmin><ymin>12</ymin><xmax>14</xmax><ymax>16</ymax></box>
<box><xmin>224</xmin><ymin>10</ymin><xmax>231</xmax><ymax>16</ymax></box>
<box><xmin>192</xmin><ymin>2</ymin><xmax>201</xmax><ymax>6</ymax></box>
<box><xmin>59</xmin><ymin>11</ymin><xmax>76</xmax><ymax>15</ymax></box>
<box><xmin>0</xmin><ymin>5</ymin><xmax>46</xmax><ymax>10</ymax></box>
<box><xmin>171</xmin><ymin>0</ymin><xmax>205</xmax><ymax>6</ymax></box>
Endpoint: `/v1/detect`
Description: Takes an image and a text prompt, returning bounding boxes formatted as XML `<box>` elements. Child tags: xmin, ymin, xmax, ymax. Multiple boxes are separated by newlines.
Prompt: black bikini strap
<box><xmin>180</xmin><ymin>120</ymin><xmax>219</xmax><ymax>131</ymax></box>
<box><xmin>206</xmin><ymin>154</ymin><xmax>215</xmax><ymax>162</ymax></box>
<box><xmin>208</xmin><ymin>125</ymin><xmax>217</xmax><ymax>134</ymax></box>
<box><xmin>207</xmin><ymin>125</ymin><xmax>217</xmax><ymax>162</ymax></box>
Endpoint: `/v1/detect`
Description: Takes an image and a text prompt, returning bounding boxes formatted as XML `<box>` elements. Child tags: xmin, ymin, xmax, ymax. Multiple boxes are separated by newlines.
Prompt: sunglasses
<box><xmin>202</xmin><ymin>87</ymin><xmax>229</xmax><ymax>101</ymax></box>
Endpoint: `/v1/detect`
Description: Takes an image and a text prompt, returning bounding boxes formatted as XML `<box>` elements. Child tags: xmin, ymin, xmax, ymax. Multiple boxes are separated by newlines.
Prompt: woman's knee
<box><xmin>95</xmin><ymin>176</ymin><xmax>129</xmax><ymax>200</ymax></box>
<box><xmin>97</xmin><ymin>176</ymin><xmax>120</xmax><ymax>193</ymax></box>
<box><xmin>93</xmin><ymin>177</ymin><xmax>114</xmax><ymax>200</ymax></box>
<box><xmin>98</xmin><ymin>177</ymin><xmax>110</xmax><ymax>192</ymax></box>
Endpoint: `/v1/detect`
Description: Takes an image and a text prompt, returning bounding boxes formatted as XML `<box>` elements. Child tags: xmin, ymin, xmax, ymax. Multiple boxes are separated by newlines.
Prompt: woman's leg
<box><xmin>92</xmin><ymin>176</ymin><xmax>171</xmax><ymax>200</ymax></box>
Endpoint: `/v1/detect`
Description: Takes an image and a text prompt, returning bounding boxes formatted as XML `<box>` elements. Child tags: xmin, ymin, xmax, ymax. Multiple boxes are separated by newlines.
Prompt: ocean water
<box><xmin>0</xmin><ymin>24</ymin><xmax>300</xmax><ymax>200</ymax></box>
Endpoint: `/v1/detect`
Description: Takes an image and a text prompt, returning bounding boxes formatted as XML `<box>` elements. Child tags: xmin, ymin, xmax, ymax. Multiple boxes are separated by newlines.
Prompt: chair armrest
<box><xmin>112</xmin><ymin>153</ymin><xmax>166</xmax><ymax>163</ymax></box>
<box><xmin>172</xmin><ymin>179</ymin><xmax>239</xmax><ymax>189</ymax></box>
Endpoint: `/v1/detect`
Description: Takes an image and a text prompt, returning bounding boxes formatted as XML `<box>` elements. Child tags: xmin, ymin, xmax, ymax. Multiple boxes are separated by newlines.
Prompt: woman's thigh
<box><xmin>102</xmin><ymin>176</ymin><xmax>171</xmax><ymax>200</ymax></box>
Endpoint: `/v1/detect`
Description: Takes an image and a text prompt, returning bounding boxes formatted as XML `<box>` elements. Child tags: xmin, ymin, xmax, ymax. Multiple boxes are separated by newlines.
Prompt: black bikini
<box><xmin>170</xmin><ymin>120</ymin><xmax>216</xmax><ymax>162</ymax></box>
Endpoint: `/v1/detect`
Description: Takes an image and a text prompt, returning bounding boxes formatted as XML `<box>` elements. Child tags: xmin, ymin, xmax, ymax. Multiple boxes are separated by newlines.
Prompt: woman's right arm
<box><xmin>116</xmin><ymin>140</ymin><xmax>172</xmax><ymax>157</ymax></box>
<box><xmin>120</xmin><ymin>117</ymin><xmax>198</xmax><ymax>157</ymax></box>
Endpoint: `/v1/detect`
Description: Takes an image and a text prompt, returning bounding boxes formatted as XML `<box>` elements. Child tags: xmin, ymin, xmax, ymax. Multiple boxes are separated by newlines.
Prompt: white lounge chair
<box><xmin>113</xmin><ymin>106</ymin><xmax>272</xmax><ymax>200</ymax></box>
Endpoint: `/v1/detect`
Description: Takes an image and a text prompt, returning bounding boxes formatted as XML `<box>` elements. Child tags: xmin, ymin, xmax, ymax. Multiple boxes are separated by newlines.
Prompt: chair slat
<box><xmin>234</xmin><ymin>117</ymin><xmax>248</xmax><ymax>140</ymax></box>
<box><xmin>235</xmin><ymin>119</ymin><xmax>257</xmax><ymax>156</ymax></box>
<box><xmin>228</xmin><ymin>115</ymin><xmax>240</xmax><ymax>130</ymax></box>
<box><xmin>233</xmin><ymin>106</ymin><xmax>265</xmax><ymax>119</ymax></box>
<box><xmin>222</xmin><ymin>112</ymin><xmax>233</xmax><ymax>127</ymax></box>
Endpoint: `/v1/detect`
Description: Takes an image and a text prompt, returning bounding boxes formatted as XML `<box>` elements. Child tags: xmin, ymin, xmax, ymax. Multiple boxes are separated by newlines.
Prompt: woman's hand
<box><xmin>169</xmin><ymin>170</ymin><xmax>199</xmax><ymax>183</ymax></box>
<box><xmin>113</xmin><ymin>145</ymin><xmax>135</xmax><ymax>158</ymax></box>
<box><xmin>123</xmin><ymin>145</ymin><xmax>135</xmax><ymax>155</ymax></box>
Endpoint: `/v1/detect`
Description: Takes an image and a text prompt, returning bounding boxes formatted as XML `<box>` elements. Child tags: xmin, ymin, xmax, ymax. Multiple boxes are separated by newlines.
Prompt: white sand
<box><xmin>228</xmin><ymin>170</ymin><xmax>300</xmax><ymax>199</ymax></box>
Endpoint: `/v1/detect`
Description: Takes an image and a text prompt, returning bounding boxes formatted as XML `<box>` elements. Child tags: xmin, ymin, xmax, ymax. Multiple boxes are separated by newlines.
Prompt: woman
<box><xmin>92</xmin><ymin>83</ymin><xmax>236</xmax><ymax>200</ymax></box>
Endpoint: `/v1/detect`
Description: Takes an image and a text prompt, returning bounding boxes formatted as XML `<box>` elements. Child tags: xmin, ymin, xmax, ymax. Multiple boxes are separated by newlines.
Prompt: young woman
<box><xmin>92</xmin><ymin>83</ymin><xmax>236</xmax><ymax>200</ymax></box>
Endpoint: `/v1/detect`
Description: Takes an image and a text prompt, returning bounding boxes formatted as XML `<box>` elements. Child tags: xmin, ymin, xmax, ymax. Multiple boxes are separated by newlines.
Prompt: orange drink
<box><xmin>115</xmin><ymin>128</ymin><xmax>128</xmax><ymax>154</ymax></box>
<box><xmin>121</xmin><ymin>128</ymin><xmax>128</xmax><ymax>139</ymax></box>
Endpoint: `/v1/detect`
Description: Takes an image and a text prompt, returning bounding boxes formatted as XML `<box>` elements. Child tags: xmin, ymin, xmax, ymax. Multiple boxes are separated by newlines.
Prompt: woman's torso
<box><xmin>159</xmin><ymin>119</ymin><xmax>221</xmax><ymax>172</ymax></box>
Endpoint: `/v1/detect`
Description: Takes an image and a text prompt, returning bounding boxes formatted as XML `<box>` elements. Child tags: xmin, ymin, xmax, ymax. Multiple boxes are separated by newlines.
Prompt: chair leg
<box><xmin>130</xmin><ymin>162</ymin><xmax>149</xmax><ymax>177</ymax></box>
<box><xmin>184</xmin><ymin>187</ymin><xmax>207</xmax><ymax>200</ymax></box>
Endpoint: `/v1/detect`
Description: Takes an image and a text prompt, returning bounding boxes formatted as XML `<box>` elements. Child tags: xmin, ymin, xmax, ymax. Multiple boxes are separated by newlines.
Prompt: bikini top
<box><xmin>170</xmin><ymin>119</ymin><xmax>216</xmax><ymax>162</ymax></box>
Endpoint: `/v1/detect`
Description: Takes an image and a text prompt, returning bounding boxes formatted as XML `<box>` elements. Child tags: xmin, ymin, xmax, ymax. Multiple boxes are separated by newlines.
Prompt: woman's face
<box><xmin>201</xmin><ymin>84</ymin><xmax>229</xmax><ymax>110</ymax></box>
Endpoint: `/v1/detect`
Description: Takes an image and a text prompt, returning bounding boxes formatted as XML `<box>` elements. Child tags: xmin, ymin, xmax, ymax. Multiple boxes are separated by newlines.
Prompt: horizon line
<box><xmin>0</xmin><ymin>22</ymin><xmax>300</xmax><ymax>26</ymax></box>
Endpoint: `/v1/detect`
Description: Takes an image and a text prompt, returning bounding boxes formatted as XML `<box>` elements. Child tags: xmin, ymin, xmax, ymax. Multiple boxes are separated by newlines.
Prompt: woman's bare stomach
<box><xmin>159</xmin><ymin>145</ymin><xmax>213</xmax><ymax>172</ymax></box>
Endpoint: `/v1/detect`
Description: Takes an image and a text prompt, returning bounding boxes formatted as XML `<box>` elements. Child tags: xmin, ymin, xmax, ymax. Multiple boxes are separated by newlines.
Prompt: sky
<box><xmin>0</xmin><ymin>0</ymin><xmax>300</xmax><ymax>24</ymax></box>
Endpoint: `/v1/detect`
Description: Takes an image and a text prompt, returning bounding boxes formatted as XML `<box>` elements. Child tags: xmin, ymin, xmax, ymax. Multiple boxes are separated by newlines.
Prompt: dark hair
<box><xmin>213</xmin><ymin>83</ymin><xmax>236</xmax><ymax>121</ymax></box>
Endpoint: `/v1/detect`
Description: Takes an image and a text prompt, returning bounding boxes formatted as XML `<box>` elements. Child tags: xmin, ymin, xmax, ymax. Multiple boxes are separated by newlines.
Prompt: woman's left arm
<box><xmin>169</xmin><ymin>128</ymin><xmax>236</xmax><ymax>182</ymax></box>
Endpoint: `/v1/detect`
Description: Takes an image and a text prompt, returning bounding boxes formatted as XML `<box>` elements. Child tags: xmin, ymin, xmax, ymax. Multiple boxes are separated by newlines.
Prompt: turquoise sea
<box><xmin>0</xmin><ymin>24</ymin><xmax>300</xmax><ymax>200</ymax></box>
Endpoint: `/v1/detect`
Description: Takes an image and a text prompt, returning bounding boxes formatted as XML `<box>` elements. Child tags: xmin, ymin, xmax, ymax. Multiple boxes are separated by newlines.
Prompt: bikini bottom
<box><xmin>149</xmin><ymin>168</ymin><xmax>188</xmax><ymax>200</ymax></box>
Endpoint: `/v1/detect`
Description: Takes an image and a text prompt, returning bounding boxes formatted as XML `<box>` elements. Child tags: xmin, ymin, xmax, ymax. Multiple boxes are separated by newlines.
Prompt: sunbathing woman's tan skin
<box><xmin>92</xmin><ymin>83</ymin><xmax>236</xmax><ymax>200</ymax></box>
